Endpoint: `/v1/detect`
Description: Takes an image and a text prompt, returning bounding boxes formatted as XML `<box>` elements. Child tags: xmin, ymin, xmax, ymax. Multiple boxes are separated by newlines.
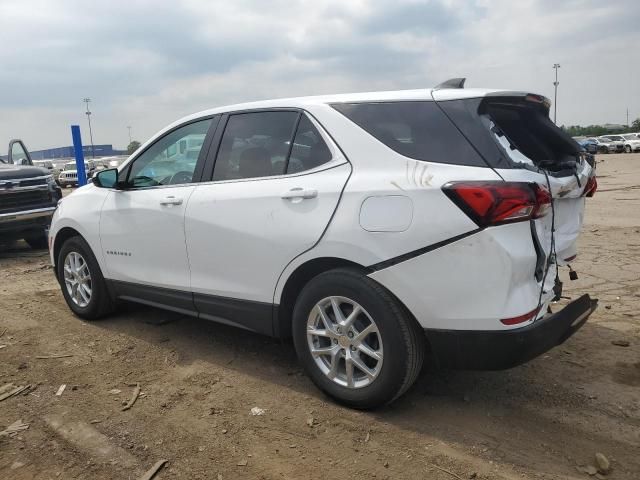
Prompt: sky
<box><xmin>1</xmin><ymin>0</ymin><xmax>639</xmax><ymax>151</ymax></box>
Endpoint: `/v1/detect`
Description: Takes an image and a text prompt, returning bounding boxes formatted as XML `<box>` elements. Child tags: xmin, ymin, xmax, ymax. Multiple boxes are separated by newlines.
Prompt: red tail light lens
<box><xmin>500</xmin><ymin>307</ymin><xmax>540</xmax><ymax>326</ymax></box>
<box><xmin>583</xmin><ymin>176</ymin><xmax>597</xmax><ymax>197</ymax></box>
<box><xmin>443</xmin><ymin>181</ymin><xmax>551</xmax><ymax>227</ymax></box>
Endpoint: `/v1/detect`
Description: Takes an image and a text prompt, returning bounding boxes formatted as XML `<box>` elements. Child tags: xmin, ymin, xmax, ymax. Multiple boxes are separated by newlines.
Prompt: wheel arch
<box><xmin>52</xmin><ymin>227</ymin><xmax>83</xmax><ymax>276</ymax></box>
<box><xmin>274</xmin><ymin>257</ymin><xmax>370</xmax><ymax>338</ymax></box>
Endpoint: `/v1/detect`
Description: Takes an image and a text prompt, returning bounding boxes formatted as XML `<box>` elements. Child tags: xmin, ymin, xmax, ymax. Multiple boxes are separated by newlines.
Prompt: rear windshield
<box><xmin>438</xmin><ymin>97</ymin><xmax>581</xmax><ymax>175</ymax></box>
<box><xmin>332</xmin><ymin>101</ymin><xmax>488</xmax><ymax>167</ymax></box>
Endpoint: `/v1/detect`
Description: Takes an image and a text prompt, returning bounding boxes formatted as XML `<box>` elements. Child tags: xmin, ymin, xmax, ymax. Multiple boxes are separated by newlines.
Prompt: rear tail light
<box><xmin>442</xmin><ymin>181</ymin><xmax>551</xmax><ymax>228</ymax></box>
<box><xmin>583</xmin><ymin>176</ymin><xmax>597</xmax><ymax>197</ymax></box>
<box><xmin>500</xmin><ymin>307</ymin><xmax>540</xmax><ymax>326</ymax></box>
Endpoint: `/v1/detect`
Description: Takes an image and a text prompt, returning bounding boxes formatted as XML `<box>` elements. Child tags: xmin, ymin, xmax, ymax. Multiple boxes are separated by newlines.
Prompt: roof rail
<box><xmin>434</xmin><ymin>78</ymin><xmax>466</xmax><ymax>90</ymax></box>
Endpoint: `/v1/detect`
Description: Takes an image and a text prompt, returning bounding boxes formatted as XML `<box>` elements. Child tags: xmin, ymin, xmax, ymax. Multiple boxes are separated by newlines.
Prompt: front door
<box><xmin>186</xmin><ymin>111</ymin><xmax>351</xmax><ymax>332</ymax></box>
<box><xmin>99</xmin><ymin>117</ymin><xmax>215</xmax><ymax>300</ymax></box>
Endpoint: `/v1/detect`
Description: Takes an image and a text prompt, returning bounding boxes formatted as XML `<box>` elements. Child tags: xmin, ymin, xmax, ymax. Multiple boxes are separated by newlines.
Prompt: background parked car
<box><xmin>33</xmin><ymin>159</ymin><xmax>54</xmax><ymax>171</ymax></box>
<box><xmin>58</xmin><ymin>160</ymin><xmax>96</xmax><ymax>187</ymax></box>
<box><xmin>0</xmin><ymin>139</ymin><xmax>62</xmax><ymax>249</ymax></box>
<box><xmin>589</xmin><ymin>137</ymin><xmax>616</xmax><ymax>153</ymax></box>
<box><xmin>621</xmin><ymin>134</ymin><xmax>640</xmax><ymax>153</ymax></box>
<box><xmin>576</xmin><ymin>138</ymin><xmax>598</xmax><ymax>154</ymax></box>
<box><xmin>600</xmin><ymin>135</ymin><xmax>625</xmax><ymax>153</ymax></box>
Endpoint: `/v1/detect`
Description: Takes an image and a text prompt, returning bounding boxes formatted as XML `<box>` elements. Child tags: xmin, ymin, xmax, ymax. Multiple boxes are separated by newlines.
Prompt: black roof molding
<box><xmin>434</xmin><ymin>78</ymin><xmax>466</xmax><ymax>90</ymax></box>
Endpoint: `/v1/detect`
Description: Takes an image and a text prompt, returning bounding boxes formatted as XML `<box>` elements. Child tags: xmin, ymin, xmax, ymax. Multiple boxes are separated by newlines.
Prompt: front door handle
<box><xmin>281</xmin><ymin>188</ymin><xmax>318</xmax><ymax>200</ymax></box>
<box><xmin>159</xmin><ymin>195</ymin><xmax>183</xmax><ymax>206</ymax></box>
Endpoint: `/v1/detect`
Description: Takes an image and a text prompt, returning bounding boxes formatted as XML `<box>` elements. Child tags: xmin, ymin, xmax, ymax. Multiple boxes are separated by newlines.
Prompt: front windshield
<box><xmin>599</xmin><ymin>138</ymin><xmax>611</xmax><ymax>143</ymax></box>
<box><xmin>623</xmin><ymin>134</ymin><xmax>638</xmax><ymax>140</ymax></box>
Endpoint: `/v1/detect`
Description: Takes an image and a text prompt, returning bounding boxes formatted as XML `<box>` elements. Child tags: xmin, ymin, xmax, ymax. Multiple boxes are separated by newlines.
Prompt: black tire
<box><xmin>292</xmin><ymin>268</ymin><xmax>425</xmax><ymax>409</ymax></box>
<box><xmin>24</xmin><ymin>232</ymin><xmax>48</xmax><ymax>249</ymax></box>
<box><xmin>625</xmin><ymin>145</ymin><xmax>632</xmax><ymax>153</ymax></box>
<box><xmin>57</xmin><ymin>235</ymin><xmax>114</xmax><ymax>320</ymax></box>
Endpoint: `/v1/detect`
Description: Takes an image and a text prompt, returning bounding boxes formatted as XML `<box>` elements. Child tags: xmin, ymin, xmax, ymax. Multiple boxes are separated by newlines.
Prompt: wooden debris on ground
<box><xmin>0</xmin><ymin>384</ymin><xmax>31</xmax><ymax>402</ymax></box>
<box><xmin>138</xmin><ymin>459</ymin><xmax>168</xmax><ymax>480</ymax></box>
<box><xmin>122</xmin><ymin>383</ymin><xmax>141</xmax><ymax>411</ymax></box>
<box><xmin>36</xmin><ymin>354</ymin><xmax>73</xmax><ymax>359</ymax></box>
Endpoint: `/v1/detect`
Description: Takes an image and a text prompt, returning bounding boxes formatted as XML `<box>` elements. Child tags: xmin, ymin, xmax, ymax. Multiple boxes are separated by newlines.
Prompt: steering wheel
<box><xmin>168</xmin><ymin>171</ymin><xmax>193</xmax><ymax>185</ymax></box>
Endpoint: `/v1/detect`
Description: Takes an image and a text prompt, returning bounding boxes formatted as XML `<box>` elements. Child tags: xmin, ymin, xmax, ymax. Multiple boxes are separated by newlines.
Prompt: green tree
<box><xmin>127</xmin><ymin>141</ymin><xmax>141</xmax><ymax>154</ymax></box>
<box><xmin>632</xmin><ymin>118</ymin><xmax>640</xmax><ymax>131</ymax></box>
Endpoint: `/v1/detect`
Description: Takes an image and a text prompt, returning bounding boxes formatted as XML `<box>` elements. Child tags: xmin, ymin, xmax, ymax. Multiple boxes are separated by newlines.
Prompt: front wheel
<box><xmin>625</xmin><ymin>145</ymin><xmax>632</xmax><ymax>153</ymax></box>
<box><xmin>57</xmin><ymin>236</ymin><xmax>114</xmax><ymax>320</ymax></box>
<box><xmin>292</xmin><ymin>268</ymin><xmax>425</xmax><ymax>409</ymax></box>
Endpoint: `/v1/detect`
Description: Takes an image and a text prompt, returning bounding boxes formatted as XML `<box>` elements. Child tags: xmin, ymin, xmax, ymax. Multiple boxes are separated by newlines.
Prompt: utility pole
<box><xmin>83</xmin><ymin>98</ymin><xmax>95</xmax><ymax>158</ymax></box>
<box><xmin>127</xmin><ymin>126</ymin><xmax>132</xmax><ymax>144</ymax></box>
<box><xmin>626</xmin><ymin>108</ymin><xmax>629</xmax><ymax>128</ymax></box>
<box><xmin>552</xmin><ymin>64</ymin><xmax>560</xmax><ymax>124</ymax></box>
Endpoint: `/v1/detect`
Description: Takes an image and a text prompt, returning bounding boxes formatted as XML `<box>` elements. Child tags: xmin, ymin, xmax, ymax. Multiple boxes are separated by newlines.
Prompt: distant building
<box><xmin>599</xmin><ymin>123</ymin><xmax>626</xmax><ymax>132</ymax></box>
<box><xmin>29</xmin><ymin>144</ymin><xmax>127</xmax><ymax>160</ymax></box>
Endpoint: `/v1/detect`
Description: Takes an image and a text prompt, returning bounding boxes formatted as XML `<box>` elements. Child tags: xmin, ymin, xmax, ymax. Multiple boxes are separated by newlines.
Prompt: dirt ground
<box><xmin>1</xmin><ymin>154</ymin><xmax>638</xmax><ymax>480</ymax></box>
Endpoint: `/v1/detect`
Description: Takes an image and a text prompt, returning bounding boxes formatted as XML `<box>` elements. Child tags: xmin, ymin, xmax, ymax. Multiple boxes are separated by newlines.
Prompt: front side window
<box><xmin>126</xmin><ymin>118</ymin><xmax>212</xmax><ymax>188</ymax></box>
<box><xmin>213</xmin><ymin>111</ymin><xmax>333</xmax><ymax>181</ymax></box>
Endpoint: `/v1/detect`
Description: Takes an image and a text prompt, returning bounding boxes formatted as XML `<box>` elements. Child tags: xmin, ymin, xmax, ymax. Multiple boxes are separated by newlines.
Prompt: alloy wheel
<box><xmin>63</xmin><ymin>251</ymin><xmax>92</xmax><ymax>307</ymax></box>
<box><xmin>306</xmin><ymin>296</ymin><xmax>383</xmax><ymax>389</ymax></box>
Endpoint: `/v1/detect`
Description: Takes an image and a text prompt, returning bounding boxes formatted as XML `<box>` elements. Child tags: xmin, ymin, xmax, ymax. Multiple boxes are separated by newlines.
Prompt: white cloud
<box><xmin>0</xmin><ymin>0</ymin><xmax>638</xmax><ymax>151</ymax></box>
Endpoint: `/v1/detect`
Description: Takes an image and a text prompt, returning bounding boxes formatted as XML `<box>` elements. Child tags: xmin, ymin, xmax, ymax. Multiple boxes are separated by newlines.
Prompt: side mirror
<box><xmin>93</xmin><ymin>168</ymin><xmax>119</xmax><ymax>189</ymax></box>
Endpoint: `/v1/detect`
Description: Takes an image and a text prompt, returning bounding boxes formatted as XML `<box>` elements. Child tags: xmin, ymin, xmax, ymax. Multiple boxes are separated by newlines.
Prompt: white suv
<box><xmin>621</xmin><ymin>133</ymin><xmax>640</xmax><ymax>153</ymax></box>
<box><xmin>49</xmin><ymin>80</ymin><xmax>598</xmax><ymax>408</ymax></box>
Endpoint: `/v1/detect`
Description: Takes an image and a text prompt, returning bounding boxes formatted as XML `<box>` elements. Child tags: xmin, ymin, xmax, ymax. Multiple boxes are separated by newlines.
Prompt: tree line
<box><xmin>562</xmin><ymin>118</ymin><xmax>640</xmax><ymax>137</ymax></box>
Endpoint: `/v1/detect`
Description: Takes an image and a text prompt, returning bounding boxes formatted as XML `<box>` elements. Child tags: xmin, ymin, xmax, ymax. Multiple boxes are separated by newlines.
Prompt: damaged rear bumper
<box><xmin>425</xmin><ymin>294</ymin><xmax>598</xmax><ymax>370</ymax></box>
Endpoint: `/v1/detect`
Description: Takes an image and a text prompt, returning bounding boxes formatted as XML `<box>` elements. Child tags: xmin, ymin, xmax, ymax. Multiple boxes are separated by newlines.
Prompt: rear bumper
<box><xmin>425</xmin><ymin>294</ymin><xmax>597</xmax><ymax>370</ymax></box>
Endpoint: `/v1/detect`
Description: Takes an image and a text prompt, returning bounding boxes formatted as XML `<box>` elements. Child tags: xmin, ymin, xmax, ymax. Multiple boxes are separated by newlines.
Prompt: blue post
<box><xmin>71</xmin><ymin>125</ymin><xmax>87</xmax><ymax>186</ymax></box>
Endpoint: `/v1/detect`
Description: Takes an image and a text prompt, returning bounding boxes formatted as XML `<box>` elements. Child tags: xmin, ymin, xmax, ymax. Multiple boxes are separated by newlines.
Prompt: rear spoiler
<box><xmin>433</xmin><ymin>79</ymin><xmax>552</xmax><ymax>110</ymax></box>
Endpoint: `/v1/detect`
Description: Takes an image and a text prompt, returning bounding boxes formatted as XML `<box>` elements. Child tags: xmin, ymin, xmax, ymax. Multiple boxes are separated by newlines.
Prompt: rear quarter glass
<box><xmin>332</xmin><ymin>101</ymin><xmax>489</xmax><ymax>168</ymax></box>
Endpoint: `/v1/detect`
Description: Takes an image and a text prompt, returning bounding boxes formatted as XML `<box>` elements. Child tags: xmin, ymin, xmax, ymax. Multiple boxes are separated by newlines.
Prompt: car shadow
<box><xmin>91</xmin><ymin>302</ymin><xmax>640</xmax><ymax>477</ymax></box>
<box><xmin>0</xmin><ymin>240</ymin><xmax>49</xmax><ymax>258</ymax></box>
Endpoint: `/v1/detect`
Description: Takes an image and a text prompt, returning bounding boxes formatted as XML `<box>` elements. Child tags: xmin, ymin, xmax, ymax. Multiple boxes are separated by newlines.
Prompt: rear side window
<box><xmin>214</xmin><ymin>111</ymin><xmax>299</xmax><ymax>181</ymax></box>
<box><xmin>213</xmin><ymin>111</ymin><xmax>333</xmax><ymax>181</ymax></box>
<box><xmin>332</xmin><ymin>101</ymin><xmax>488</xmax><ymax>167</ymax></box>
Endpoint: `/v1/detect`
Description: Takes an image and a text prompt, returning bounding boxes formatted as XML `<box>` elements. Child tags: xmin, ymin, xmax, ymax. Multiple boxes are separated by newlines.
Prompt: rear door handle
<box><xmin>159</xmin><ymin>195</ymin><xmax>183</xmax><ymax>206</ymax></box>
<box><xmin>281</xmin><ymin>188</ymin><xmax>318</xmax><ymax>200</ymax></box>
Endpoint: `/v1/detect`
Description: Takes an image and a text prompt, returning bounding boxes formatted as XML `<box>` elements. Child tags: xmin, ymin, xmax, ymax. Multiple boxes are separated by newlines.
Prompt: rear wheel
<box><xmin>24</xmin><ymin>231</ymin><xmax>48</xmax><ymax>250</ymax></box>
<box><xmin>57</xmin><ymin>236</ymin><xmax>114</xmax><ymax>320</ymax></box>
<box><xmin>292</xmin><ymin>268</ymin><xmax>425</xmax><ymax>409</ymax></box>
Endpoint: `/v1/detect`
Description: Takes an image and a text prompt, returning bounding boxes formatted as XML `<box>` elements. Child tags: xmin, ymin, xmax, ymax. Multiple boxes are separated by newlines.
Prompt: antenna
<box><xmin>434</xmin><ymin>78</ymin><xmax>466</xmax><ymax>90</ymax></box>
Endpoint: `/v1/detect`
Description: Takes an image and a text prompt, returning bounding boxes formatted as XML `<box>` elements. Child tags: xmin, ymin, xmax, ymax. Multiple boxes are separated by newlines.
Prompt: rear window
<box><xmin>438</xmin><ymin>97</ymin><xmax>581</xmax><ymax>174</ymax></box>
<box><xmin>332</xmin><ymin>101</ymin><xmax>488</xmax><ymax>167</ymax></box>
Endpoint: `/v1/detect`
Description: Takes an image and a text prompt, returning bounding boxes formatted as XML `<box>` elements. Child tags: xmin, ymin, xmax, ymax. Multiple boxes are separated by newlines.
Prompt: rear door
<box><xmin>185</xmin><ymin>110</ymin><xmax>351</xmax><ymax>333</ymax></box>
